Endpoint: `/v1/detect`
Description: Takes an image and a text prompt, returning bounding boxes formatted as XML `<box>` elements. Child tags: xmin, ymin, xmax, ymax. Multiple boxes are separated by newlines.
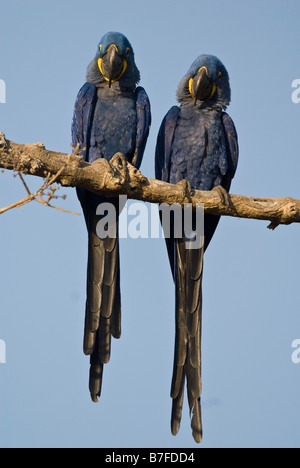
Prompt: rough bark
<box><xmin>1</xmin><ymin>132</ymin><xmax>300</xmax><ymax>229</ymax></box>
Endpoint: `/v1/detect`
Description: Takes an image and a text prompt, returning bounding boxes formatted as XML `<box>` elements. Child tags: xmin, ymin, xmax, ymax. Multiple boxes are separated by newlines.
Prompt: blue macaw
<box><xmin>72</xmin><ymin>32</ymin><xmax>151</xmax><ymax>403</ymax></box>
<box><xmin>155</xmin><ymin>55</ymin><xmax>238</xmax><ymax>442</ymax></box>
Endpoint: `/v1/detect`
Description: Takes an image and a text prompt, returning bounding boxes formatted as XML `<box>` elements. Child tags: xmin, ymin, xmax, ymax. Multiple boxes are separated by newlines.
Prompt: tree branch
<box><xmin>0</xmin><ymin>131</ymin><xmax>299</xmax><ymax>229</ymax></box>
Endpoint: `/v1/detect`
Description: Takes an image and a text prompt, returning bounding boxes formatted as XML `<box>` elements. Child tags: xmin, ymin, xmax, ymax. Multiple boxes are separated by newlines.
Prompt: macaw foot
<box><xmin>176</xmin><ymin>179</ymin><xmax>193</xmax><ymax>203</ymax></box>
<box><xmin>109</xmin><ymin>152</ymin><xmax>128</xmax><ymax>182</ymax></box>
<box><xmin>109</xmin><ymin>152</ymin><xmax>146</xmax><ymax>189</ymax></box>
<box><xmin>212</xmin><ymin>185</ymin><xmax>230</xmax><ymax>206</ymax></box>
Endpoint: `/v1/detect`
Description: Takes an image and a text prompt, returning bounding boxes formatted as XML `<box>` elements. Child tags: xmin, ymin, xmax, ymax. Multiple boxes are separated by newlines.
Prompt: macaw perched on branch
<box><xmin>72</xmin><ymin>32</ymin><xmax>151</xmax><ymax>403</ymax></box>
<box><xmin>155</xmin><ymin>55</ymin><xmax>238</xmax><ymax>442</ymax></box>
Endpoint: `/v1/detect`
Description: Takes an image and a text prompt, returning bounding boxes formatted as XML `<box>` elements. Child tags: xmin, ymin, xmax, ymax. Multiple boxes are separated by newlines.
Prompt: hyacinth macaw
<box><xmin>72</xmin><ymin>32</ymin><xmax>151</xmax><ymax>403</ymax></box>
<box><xmin>155</xmin><ymin>55</ymin><xmax>238</xmax><ymax>442</ymax></box>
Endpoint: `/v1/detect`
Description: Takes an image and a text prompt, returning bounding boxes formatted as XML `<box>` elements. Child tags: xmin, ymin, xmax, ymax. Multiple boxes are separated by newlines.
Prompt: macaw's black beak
<box><xmin>190</xmin><ymin>66</ymin><xmax>217</xmax><ymax>104</ymax></box>
<box><xmin>98</xmin><ymin>44</ymin><xmax>127</xmax><ymax>88</ymax></box>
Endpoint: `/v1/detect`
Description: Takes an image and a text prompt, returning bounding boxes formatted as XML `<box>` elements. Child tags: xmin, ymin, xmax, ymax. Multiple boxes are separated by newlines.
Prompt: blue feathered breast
<box><xmin>169</xmin><ymin>106</ymin><xmax>228</xmax><ymax>190</ymax></box>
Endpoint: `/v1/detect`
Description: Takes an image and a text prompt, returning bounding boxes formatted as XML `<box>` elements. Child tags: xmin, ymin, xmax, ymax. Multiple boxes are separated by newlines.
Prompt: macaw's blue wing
<box><xmin>155</xmin><ymin>106</ymin><xmax>180</xmax><ymax>182</ymax></box>
<box><xmin>222</xmin><ymin>111</ymin><xmax>239</xmax><ymax>184</ymax></box>
<box><xmin>133</xmin><ymin>87</ymin><xmax>151</xmax><ymax>169</ymax></box>
<box><xmin>71</xmin><ymin>82</ymin><xmax>97</xmax><ymax>161</ymax></box>
<box><xmin>71</xmin><ymin>82</ymin><xmax>98</xmax><ymax>229</ymax></box>
<box><xmin>204</xmin><ymin>111</ymin><xmax>239</xmax><ymax>250</ymax></box>
<box><xmin>155</xmin><ymin>106</ymin><xmax>180</xmax><ymax>278</ymax></box>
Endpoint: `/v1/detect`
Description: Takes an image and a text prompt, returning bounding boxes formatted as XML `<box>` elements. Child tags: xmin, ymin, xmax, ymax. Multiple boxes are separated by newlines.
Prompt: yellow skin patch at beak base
<box><xmin>209</xmin><ymin>83</ymin><xmax>217</xmax><ymax>99</ymax></box>
<box><xmin>98</xmin><ymin>57</ymin><xmax>128</xmax><ymax>83</ymax></box>
<box><xmin>97</xmin><ymin>44</ymin><xmax>128</xmax><ymax>83</ymax></box>
<box><xmin>189</xmin><ymin>65</ymin><xmax>217</xmax><ymax>100</ymax></box>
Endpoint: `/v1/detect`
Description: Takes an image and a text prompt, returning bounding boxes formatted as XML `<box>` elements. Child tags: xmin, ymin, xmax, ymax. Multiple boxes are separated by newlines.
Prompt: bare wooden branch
<box><xmin>0</xmin><ymin>131</ymin><xmax>300</xmax><ymax>228</ymax></box>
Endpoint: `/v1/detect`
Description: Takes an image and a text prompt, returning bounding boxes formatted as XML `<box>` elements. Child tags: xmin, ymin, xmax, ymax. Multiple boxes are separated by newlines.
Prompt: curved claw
<box><xmin>176</xmin><ymin>179</ymin><xmax>193</xmax><ymax>203</ymax></box>
<box><xmin>212</xmin><ymin>185</ymin><xmax>230</xmax><ymax>206</ymax></box>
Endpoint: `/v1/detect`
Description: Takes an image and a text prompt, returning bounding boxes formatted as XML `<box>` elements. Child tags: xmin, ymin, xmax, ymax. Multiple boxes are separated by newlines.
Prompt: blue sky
<box><xmin>1</xmin><ymin>0</ymin><xmax>300</xmax><ymax>448</ymax></box>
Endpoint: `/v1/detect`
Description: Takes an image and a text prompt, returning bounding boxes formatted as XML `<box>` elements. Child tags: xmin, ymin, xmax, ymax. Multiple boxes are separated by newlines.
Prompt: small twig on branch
<box><xmin>0</xmin><ymin>176</ymin><xmax>80</xmax><ymax>215</ymax></box>
<box><xmin>0</xmin><ymin>131</ymin><xmax>300</xmax><ymax>228</ymax></box>
<box><xmin>0</xmin><ymin>152</ymin><xmax>80</xmax><ymax>215</ymax></box>
<box><xmin>18</xmin><ymin>173</ymin><xmax>31</xmax><ymax>195</ymax></box>
<box><xmin>0</xmin><ymin>191</ymin><xmax>35</xmax><ymax>214</ymax></box>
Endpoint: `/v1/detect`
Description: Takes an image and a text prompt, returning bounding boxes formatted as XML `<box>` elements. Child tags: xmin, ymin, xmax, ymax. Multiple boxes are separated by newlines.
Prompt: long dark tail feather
<box><xmin>190</xmin><ymin>398</ymin><xmax>203</xmax><ymax>443</ymax></box>
<box><xmin>171</xmin><ymin>370</ymin><xmax>185</xmax><ymax>436</ymax></box>
<box><xmin>84</xmin><ymin>208</ymin><xmax>121</xmax><ymax>402</ymax></box>
<box><xmin>89</xmin><ymin>334</ymin><xmax>104</xmax><ymax>402</ymax></box>
<box><xmin>170</xmin><ymin>237</ymin><xmax>203</xmax><ymax>443</ymax></box>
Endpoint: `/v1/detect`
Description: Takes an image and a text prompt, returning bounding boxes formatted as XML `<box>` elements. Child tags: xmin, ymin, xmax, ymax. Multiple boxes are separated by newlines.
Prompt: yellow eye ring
<box><xmin>99</xmin><ymin>44</ymin><xmax>102</xmax><ymax>52</ymax></box>
<box><xmin>126</xmin><ymin>47</ymin><xmax>130</xmax><ymax>56</ymax></box>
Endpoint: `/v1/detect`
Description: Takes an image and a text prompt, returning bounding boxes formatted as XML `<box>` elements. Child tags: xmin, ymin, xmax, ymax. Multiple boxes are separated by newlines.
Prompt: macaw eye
<box><xmin>126</xmin><ymin>47</ymin><xmax>130</xmax><ymax>56</ymax></box>
<box><xmin>99</xmin><ymin>44</ymin><xmax>102</xmax><ymax>52</ymax></box>
<box><xmin>218</xmin><ymin>71</ymin><xmax>222</xmax><ymax>80</ymax></box>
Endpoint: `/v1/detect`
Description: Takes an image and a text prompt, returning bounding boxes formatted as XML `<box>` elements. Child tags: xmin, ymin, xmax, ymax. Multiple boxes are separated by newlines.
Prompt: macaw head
<box><xmin>177</xmin><ymin>55</ymin><xmax>231</xmax><ymax>109</ymax></box>
<box><xmin>86</xmin><ymin>31</ymin><xmax>140</xmax><ymax>89</ymax></box>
